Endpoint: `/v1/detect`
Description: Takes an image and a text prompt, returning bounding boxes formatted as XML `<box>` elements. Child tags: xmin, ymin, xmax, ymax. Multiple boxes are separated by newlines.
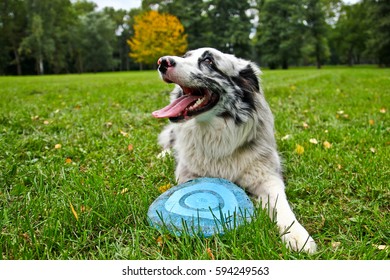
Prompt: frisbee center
<box><xmin>180</xmin><ymin>190</ymin><xmax>224</xmax><ymax>211</ymax></box>
<box><xmin>163</xmin><ymin>181</ymin><xmax>241</xmax><ymax>219</ymax></box>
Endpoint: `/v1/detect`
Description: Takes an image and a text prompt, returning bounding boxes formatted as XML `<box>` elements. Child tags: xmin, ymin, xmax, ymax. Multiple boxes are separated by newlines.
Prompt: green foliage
<box><xmin>0</xmin><ymin>0</ymin><xmax>27</xmax><ymax>75</ymax></box>
<box><xmin>147</xmin><ymin>0</ymin><xmax>206</xmax><ymax>50</ymax></box>
<box><xmin>304</xmin><ymin>0</ymin><xmax>331</xmax><ymax>68</ymax></box>
<box><xmin>330</xmin><ymin>2</ymin><xmax>369</xmax><ymax>65</ymax></box>
<box><xmin>255</xmin><ymin>0</ymin><xmax>305</xmax><ymax>69</ymax></box>
<box><xmin>365</xmin><ymin>0</ymin><xmax>390</xmax><ymax>66</ymax></box>
<box><xmin>0</xmin><ymin>68</ymin><xmax>389</xmax><ymax>259</ymax></box>
<box><xmin>19</xmin><ymin>14</ymin><xmax>53</xmax><ymax>75</ymax></box>
<box><xmin>0</xmin><ymin>0</ymin><xmax>132</xmax><ymax>74</ymax></box>
<box><xmin>151</xmin><ymin>0</ymin><xmax>253</xmax><ymax>58</ymax></box>
<box><xmin>77</xmin><ymin>12</ymin><xmax>117</xmax><ymax>73</ymax></box>
<box><xmin>1</xmin><ymin>0</ymin><xmax>390</xmax><ymax>74</ymax></box>
<box><xmin>205</xmin><ymin>0</ymin><xmax>254</xmax><ymax>58</ymax></box>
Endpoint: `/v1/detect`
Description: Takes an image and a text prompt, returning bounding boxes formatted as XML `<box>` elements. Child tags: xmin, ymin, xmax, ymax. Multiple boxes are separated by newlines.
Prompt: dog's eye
<box><xmin>203</xmin><ymin>58</ymin><xmax>213</xmax><ymax>65</ymax></box>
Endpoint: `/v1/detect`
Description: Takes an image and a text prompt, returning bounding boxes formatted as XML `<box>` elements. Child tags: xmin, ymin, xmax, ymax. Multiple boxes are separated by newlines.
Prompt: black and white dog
<box><xmin>152</xmin><ymin>48</ymin><xmax>316</xmax><ymax>253</ymax></box>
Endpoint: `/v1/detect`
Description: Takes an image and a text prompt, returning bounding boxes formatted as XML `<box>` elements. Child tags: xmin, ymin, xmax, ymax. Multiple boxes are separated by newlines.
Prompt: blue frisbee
<box><xmin>148</xmin><ymin>177</ymin><xmax>254</xmax><ymax>237</ymax></box>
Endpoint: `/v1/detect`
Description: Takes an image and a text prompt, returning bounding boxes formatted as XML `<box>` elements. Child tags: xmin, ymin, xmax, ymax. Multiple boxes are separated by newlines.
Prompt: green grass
<box><xmin>0</xmin><ymin>67</ymin><xmax>389</xmax><ymax>260</ymax></box>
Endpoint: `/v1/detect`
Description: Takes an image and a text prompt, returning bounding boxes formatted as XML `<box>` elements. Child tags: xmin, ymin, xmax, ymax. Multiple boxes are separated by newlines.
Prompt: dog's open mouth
<box><xmin>152</xmin><ymin>86</ymin><xmax>219</xmax><ymax>121</ymax></box>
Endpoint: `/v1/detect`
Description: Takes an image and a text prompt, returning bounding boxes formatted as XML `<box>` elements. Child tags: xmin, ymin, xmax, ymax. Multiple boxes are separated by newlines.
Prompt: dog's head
<box><xmin>152</xmin><ymin>48</ymin><xmax>261</xmax><ymax>123</ymax></box>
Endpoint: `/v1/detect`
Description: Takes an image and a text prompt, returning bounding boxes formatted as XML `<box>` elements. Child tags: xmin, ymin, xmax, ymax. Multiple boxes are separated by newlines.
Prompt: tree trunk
<box><xmin>12</xmin><ymin>46</ymin><xmax>22</xmax><ymax>75</ymax></box>
<box><xmin>78</xmin><ymin>52</ymin><xmax>83</xmax><ymax>73</ymax></box>
<box><xmin>282</xmin><ymin>59</ymin><xmax>288</xmax><ymax>69</ymax></box>
<box><xmin>316</xmin><ymin>43</ymin><xmax>322</xmax><ymax>69</ymax></box>
<box><xmin>37</xmin><ymin>55</ymin><xmax>44</xmax><ymax>75</ymax></box>
<box><xmin>348</xmin><ymin>47</ymin><xmax>354</xmax><ymax>67</ymax></box>
<box><xmin>316</xmin><ymin>53</ymin><xmax>321</xmax><ymax>69</ymax></box>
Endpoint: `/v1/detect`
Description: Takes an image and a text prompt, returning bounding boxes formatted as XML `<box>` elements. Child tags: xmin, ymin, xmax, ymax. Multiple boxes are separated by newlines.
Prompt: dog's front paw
<box><xmin>157</xmin><ymin>149</ymin><xmax>172</xmax><ymax>159</ymax></box>
<box><xmin>281</xmin><ymin>223</ymin><xmax>317</xmax><ymax>254</ymax></box>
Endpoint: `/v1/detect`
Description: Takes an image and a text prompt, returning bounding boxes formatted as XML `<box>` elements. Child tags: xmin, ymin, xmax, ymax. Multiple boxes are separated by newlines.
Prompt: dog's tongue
<box><xmin>152</xmin><ymin>95</ymin><xmax>200</xmax><ymax>118</ymax></box>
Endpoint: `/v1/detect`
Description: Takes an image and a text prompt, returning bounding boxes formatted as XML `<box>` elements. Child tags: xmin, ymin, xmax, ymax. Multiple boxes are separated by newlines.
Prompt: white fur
<box><xmin>156</xmin><ymin>48</ymin><xmax>317</xmax><ymax>253</ymax></box>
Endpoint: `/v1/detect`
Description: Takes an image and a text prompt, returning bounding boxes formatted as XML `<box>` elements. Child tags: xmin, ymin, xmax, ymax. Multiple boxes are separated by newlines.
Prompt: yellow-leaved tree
<box><xmin>128</xmin><ymin>11</ymin><xmax>188</xmax><ymax>67</ymax></box>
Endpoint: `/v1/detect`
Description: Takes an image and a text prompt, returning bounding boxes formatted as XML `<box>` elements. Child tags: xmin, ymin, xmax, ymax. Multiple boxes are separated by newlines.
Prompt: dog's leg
<box><xmin>252</xmin><ymin>175</ymin><xmax>317</xmax><ymax>254</ymax></box>
<box><xmin>156</xmin><ymin>124</ymin><xmax>198</xmax><ymax>184</ymax></box>
<box><xmin>175</xmin><ymin>162</ymin><xmax>199</xmax><ymax>184</ymax></box>
<box><xmin>157</xmin><ymin>124</ymin><xmax>176</xmax><ymax>158</ymax></box>
<box><xmin>158</xmin><ymin>124</ymin><xmax>176</xmax><ymax>150</ymax></box>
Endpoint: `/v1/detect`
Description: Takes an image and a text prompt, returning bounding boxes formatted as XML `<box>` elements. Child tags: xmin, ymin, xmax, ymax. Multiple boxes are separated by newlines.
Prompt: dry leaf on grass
<box><xmin>290</xmin><ymin>85</ymin><xmax>297</xmax><ymax>91</ymax></box>
<box><xmin>120</xmin><ymin>188</ymin><xmax>129</xmax><ymax>195</ymax></box>
<box><xmin>158</xmin><ymin>184</ymin><xmax>172</xmax><ymax>193</ymax></box>
<box><xmin>295</xmin><ymin>144</ymin><xmax>304</xmax><ymax>155</ymax></box>
<box><xmin>206</xmin><ymin>248</ymin><xmax>215</xmax><ymax>260</ymax></box>
<box><xmin>156</xmin><ymin>236</ymin><xmax>164</xmax><ymax>247</ymax></box>
<box><xmin>373</xmin><ymin>244</ymin><xmax>389</xmax><ymax>250</ymax></box>
<box><xmin>156</xmin><ymin>235</ymin><xmax>170</xmax><ymax>247</ymax></box>
<box><xmin>331</xmin><ymin>241</ymin><xmax>341</xmax><ymax>249</ymax></box>
<box><xmin>69</xmin><ymin>201</ymin><xmax>79</xmax><ymax>221</ymax></box>
<box><xmin>323</xmin><ymin>141</ymin><xmax>332</xmax><ymax>149</ymax></box>
<box><xmin>21</xmin><ymin>233</ymin><xmax>31</xmax><ymax>243</ymax></box>
<box><xmin>120</xmin><ymin>130</ymin><xmax>129</xmax><ymax>137</ymax></box>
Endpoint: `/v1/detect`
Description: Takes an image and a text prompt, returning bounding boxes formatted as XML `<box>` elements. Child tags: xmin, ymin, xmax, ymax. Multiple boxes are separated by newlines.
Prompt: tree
<box><xmin>103</xmin><ymin>7</ymin><xmax>127</xmax><ymax>71</ymax></box>
<box><xmin>77</xmin><ymin>12</ymin><xmax>117</xmax><ymax>73</ymax></box>
<box><xmin>148</xmin><ymin>0</ymin><xmax>253</xmax><ymax>58</ymax></box>
<box><xmin>331</xmin><ymin>2</ymin><xmax>369</xmax><ymax>66</ymax></box>
<box><xmin>255</xmin><ymin>0</ymin><xmax>305</xmax><ymax>69</ymax></box>
<box><xmin>19</xmin><ymin>14</ymin><xmax>54</xmax><ymax>74</ymax></box>
<box><xmin>146</xmin><ymin>0</ymin><xmax>207</xmax><ymax>51</ymax></box>
<box><xmin>365</xmin><ymin>0</ymin><xmax>390</xmax><ymax>66</ymax></box>
<box><xmin>46</xmin><ymin>0</ymin><xmax>76</xmax><ymax>74</ymax></box>
<box><xmin>128</xmin><ymin>11</ymin><xmax>188</xmax><ymax>68</ymax></box>
<box><xmin>305</xmin><ymin>0</ymin><xmax>330</xmax><ymax>68</ymax></box>
<box><xmin>19</xmin><ymin>0</ymin><xmax>76</xmax><ymax>74</ymax></box>
<box><xmin>0</xmin><ymin>0</ymin><xmax>27</xmax><ymax>75</ymax></box>
<box><xmin>73</xmin><ymin>0</ymin><xmax>97</xmax><ymax>14</ymax></box>
<box><xmin>204</xmin><ymin>0</ymin><xmax>253</xmax><ymax>58</ymax></box>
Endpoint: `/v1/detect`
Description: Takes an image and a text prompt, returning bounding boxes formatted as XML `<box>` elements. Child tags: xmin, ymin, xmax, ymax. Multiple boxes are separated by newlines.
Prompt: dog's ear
<box><xmin>237</xmin><ymin>63</ymin><xmax>260</xmax><ymax>92</ymax></box>
<box><xmin>230</xmin><ymin>63</ymin><xmax>261</xmax><ymax>115</ymax></box>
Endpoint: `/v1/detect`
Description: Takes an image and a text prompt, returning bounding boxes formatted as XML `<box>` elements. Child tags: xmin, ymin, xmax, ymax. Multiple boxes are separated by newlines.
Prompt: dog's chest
<box><xmin>174</xmin><ymin>120</ymin><xmax>255</xmax><ymax>179</ymax></box>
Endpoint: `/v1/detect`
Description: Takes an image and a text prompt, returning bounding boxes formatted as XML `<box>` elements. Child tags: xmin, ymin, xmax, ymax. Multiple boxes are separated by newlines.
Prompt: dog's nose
<box><xmin>158</xmin><ymin>56</ymin><xmax>176</xmax><ymax>74</ymax></box>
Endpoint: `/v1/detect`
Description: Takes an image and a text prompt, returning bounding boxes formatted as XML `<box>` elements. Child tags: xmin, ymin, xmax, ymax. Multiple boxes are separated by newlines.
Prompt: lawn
<box><xmin>0</xmin><ymin>67</ymin><xmax>389</xmax><ymax>260</ymax></box>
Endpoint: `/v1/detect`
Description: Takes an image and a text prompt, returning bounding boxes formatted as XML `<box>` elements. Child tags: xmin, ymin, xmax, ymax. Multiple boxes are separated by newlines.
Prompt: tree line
<box><xmin>1</xmin><ymin>0</ymin><xmax>138</xmax><ymax>75</ymax></box>
<box><xmin>0</xmin><ymin>0</ymin><xmax>389</xmax><ymax>75</ymax></box>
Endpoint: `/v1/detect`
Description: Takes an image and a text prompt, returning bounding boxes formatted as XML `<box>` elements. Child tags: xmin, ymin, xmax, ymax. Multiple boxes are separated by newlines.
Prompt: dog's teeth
<box><xmin>189</xmin><ymin>96</ymin><xmax>205</xmax><ymax>110</ymax></box>
<box><xmin>195</xmin><ymin>97</ymin><xmax>204</xmax><ymax>106</ymax></box>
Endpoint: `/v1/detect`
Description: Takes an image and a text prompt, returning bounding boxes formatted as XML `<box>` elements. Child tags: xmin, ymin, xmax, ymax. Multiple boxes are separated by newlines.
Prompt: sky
<box><xmin>89</xmin><ymin>0</ymin><xmax>360</xmax><ymax>11</ymax></box>
<box><xmin>90</xmin><ymin>0</ymin><xmax>142</xmax><ymax>11</ymax></box>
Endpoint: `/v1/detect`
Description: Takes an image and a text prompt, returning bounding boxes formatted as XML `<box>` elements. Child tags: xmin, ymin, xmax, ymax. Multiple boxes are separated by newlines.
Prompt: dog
<box><xmin>152</xmin><ymin>47</ymin><xmax>316</xmax><ymax>253</ymax></box>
